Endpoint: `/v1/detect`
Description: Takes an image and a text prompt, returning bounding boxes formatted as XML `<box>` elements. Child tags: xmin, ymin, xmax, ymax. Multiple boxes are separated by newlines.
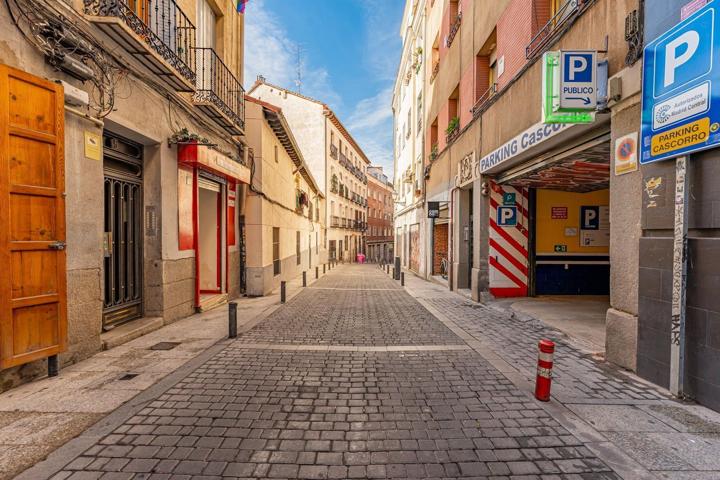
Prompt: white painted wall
<box><xmin>250</xmin><ymin>84</ymin><xmax>327</xmax><ymax>191</ymax></box>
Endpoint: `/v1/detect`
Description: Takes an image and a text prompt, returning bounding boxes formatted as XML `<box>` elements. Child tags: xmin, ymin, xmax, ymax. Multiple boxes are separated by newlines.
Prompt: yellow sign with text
<box><xmin>651</xmin><ymin>117</ymin><xmax>710</xmax><ymax>156</ymax></box>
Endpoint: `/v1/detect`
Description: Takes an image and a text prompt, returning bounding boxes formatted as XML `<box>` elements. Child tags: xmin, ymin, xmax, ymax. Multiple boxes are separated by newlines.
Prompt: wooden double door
<box><xmin>0</xmin><ymin>65</ymin><xmax>67</xmax><ymax>369</ymax></box>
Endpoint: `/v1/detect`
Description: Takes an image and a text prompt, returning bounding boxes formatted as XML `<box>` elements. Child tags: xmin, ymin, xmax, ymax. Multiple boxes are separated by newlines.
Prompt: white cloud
<box><xmin>243</xmin><ymin>0</ymin><xmax>340</xmax><ymax>106</ymax></box>
<box><xmin>243</xmin><ymin>0</ymin><xmax>398</xmax><ymax>173</ymax></box>
<box><xmin>347</xmin><ymin>87</ymin><xmax>395</xmax><ymax>173</ymax></box>
<box><xmin>358</xmin><ymin>0</ymin><xmax>403</xmax><ymax>81</ymax></box>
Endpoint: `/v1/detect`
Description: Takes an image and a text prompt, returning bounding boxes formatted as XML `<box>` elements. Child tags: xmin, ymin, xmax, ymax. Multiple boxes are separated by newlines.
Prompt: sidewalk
<box><xmin>0</xmin><ymin>266</ymin><xmax>325</xmax><ymax>480</ymax></box>
<box><xmin>403</xmin><ymin>271</ymin><xmax>720</xmax><ymax>479</ymax></box>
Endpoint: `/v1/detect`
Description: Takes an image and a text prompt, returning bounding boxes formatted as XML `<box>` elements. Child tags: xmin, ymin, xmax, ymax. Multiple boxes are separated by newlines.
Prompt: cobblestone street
<box><xmin>39</xmin><ymin>265</ymin><xmax>625</xmax><ymax>480</ymax></box>
<box><xmin>21</xmin><ymin>265</ymin><xmax>720</xmax><ymax>480</ymax></box>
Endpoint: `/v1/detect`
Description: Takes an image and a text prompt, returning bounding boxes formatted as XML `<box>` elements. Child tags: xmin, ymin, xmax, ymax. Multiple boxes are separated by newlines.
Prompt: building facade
<box><xmin>243</xmin><ymin>97</ymin><xmax>326</xmax><ymax>296</ymax></box>
<box><xmin>397</xmin><ymin>0</ymin><xmax>720</xmax><ymax>413</ymax></box>
<box><xmin>393</xmin><ymin>0</ymin><xmax>429</xmax><ymax>277</ymax></box>
<box><xmin>249</xmin><ymin>79</ymin><xmax>370</xmax><ymax>263</ymax></box>
<box><xmin>366</xmin><ymin>166</ymin><xmax>394</xmax><ymax>264</ymax></box>
<box><xmin>0</xmin><ymin>0</ymin><xmax>247</xmax><ymax>388</ymax></box>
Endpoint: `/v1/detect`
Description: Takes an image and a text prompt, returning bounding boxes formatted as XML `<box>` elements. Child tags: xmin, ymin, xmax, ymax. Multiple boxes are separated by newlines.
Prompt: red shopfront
<box><xmin>178</xmin><ymin>143</ymin><xmax>250</xmax><ymax>310</ymax></box>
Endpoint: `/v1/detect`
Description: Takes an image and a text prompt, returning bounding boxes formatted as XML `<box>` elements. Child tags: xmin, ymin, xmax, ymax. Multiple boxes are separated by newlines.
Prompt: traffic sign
<box><xmin>641</xmin><ymin>2</ymin><xmax>720</xmax><ymax>164</ymax></box>
<box><xmin>580</xmin><ymin>206</ymin><xmax>599</xmax><ymax>230</ymax></box>
<box><xmin>558</xmin><ymin>50</ymin><xmax>597</xmax><ymax>111</ymax></box>
<box><xmin>541</xmin><ymin>51</ymin><xmax>595</xmax><ymax>124</ymax></box>
<box><xmin>497</xmin><ymin>206</ymin><xmax>517</xmax><ymax>227</ymax></box>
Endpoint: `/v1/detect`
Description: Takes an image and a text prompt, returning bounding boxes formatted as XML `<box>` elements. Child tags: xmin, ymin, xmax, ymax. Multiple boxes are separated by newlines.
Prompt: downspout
<box><xmin>448</xmin><ymin>184</ymin><xmax>458</xmax><ymax>291</ymax></box>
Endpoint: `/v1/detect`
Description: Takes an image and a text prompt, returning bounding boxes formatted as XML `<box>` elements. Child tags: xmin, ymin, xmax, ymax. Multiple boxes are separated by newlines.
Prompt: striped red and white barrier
<box><xmin>489</xmin><ymin>181</ymin><xmax>529</xmax><ymax>297</ymax></box>
<box><xmin>535</xmin><ymin>339</ymin><xmax>555</xmax><ymax>401</ymax></box>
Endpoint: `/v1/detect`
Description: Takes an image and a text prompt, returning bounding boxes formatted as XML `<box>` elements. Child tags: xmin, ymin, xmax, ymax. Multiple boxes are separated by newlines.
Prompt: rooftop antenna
<box><xmin>294</xmin><ymin>44</ymin><xmax>303</xmax><ymax>92</ymax></box>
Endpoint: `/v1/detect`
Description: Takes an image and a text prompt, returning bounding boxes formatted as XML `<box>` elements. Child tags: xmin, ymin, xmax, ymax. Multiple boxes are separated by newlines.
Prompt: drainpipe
<box><xmin>448</xmin><ymin>185</ymin><xmax>458</xmax><ymax>291</ymax></box>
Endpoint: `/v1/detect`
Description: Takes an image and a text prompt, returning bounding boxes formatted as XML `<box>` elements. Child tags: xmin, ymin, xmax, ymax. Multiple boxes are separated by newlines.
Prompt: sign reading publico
<box><xmin>559</xmin><ymin>50</ymin><xmax>598</xmax><ymax>111</ymax></box>
<box><xmin>641</xmin><ymin>2</ymin><xmax>720</xmax><ymax>164</ymax></box>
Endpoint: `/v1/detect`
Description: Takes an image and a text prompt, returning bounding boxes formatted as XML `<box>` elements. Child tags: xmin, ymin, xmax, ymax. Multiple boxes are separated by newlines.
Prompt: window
<box><xmin>273</xmin><ymin>228</ymin><xmax>281</xmax><ymax>275</ymax></box>
<box><xmin>345</xmin><ymin>236</ymin><xmax>349</xmax><ymax>250</ymax></box>
<box><xmin>316</xmin><ymin>232</ymin><xmax>319</xmax><ymax>254</ymax></box>
<box><xmin>296</xmin><ymin>231</ymin><xmax>301</xmax><ymax>265</ymax></box>
<box><xmin>274</xmin><ymin>145</ymin><xmax>279</xmax><ymax>163</ymax></box>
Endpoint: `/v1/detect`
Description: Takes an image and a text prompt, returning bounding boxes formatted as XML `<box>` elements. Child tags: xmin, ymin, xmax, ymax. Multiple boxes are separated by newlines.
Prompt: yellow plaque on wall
<box><xmin>84</xmin><ymin>131</ymin><xmax>101</xmax><ymax>161</ymax></box>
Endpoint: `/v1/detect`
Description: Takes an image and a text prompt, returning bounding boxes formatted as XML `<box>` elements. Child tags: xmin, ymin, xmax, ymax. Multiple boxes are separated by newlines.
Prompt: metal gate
<box><xmin>103</xmin><ymin>133</ymin><xmax>143</xmax><ymax>329</ymax></box>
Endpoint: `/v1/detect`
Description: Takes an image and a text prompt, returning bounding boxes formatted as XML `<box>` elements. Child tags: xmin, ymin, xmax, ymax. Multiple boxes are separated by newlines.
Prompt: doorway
<box><xmin>102</xmin><ymin>132</ymin><xmax>143</xmax><ymax>330</ymax></box>
<box><xmin>198</xmin><ymin>176</ymin><xmax>223</xmax><ymax>295</ymax></box>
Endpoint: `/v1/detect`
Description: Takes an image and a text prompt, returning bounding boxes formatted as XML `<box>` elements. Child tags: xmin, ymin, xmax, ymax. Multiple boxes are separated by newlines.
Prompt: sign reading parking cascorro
<box><xmin>641</xmin><ymin>2</ymin><xmax>720</xmax><ymax>164</ymax></box>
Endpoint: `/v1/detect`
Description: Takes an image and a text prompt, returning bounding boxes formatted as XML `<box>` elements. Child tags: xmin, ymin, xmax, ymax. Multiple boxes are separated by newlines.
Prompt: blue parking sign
<box><xmin>497</xmin><ymin>206</ymin><xmax>517</xmax><ymax>227</ymax></box>
<box><xmin>641</xmin><ymin>2</ymin><xmax>720</xmax><ymax>164</ymax></box>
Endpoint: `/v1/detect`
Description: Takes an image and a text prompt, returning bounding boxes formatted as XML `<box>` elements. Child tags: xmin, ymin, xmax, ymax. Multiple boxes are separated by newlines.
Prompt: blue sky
<box><xmin>243</xmin><ymin>0</ymin><xmax>405</xmax><ymax>173</ymax></box>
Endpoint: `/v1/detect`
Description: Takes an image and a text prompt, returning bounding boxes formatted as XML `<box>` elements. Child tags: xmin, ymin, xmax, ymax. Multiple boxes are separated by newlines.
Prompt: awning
<box><xmin>178</xmin><ymin>143</ymin><xmax>250</xmax><ymax>184</ymax></box>
<box><xmin>495</xmin><ymin>132</ymin><xmax>611</xmax><ymax>193</ymax></box>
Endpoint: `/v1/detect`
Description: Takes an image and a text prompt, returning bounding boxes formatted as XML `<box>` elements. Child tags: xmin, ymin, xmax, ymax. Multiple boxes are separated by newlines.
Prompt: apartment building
<box><xmin>393</xmin><ymin>0</ymin><xmax>428</xmax><ymax>277</ymax></box>
<box><xmin>399</xmin><ymin>0</ymin><xmax>720</xmax><ymax>413</ymax></box>
<box><xmin>366</xmin><ymin>166</ymin><xmax>394</xmax><ymax>264</ymax></box>
<box><xmin>243</xmin><ymin>97</ymin><xmax>325</xmax><ymax>296</ymax></box>
<box><xmin>0</xmin><ymin>0</ymin><xmax>247</xmax><ymax>388</ymax></box>
<box><xmin>249</xmin><ymin>78</ymin><xmax>370</xmax><ymax>263</ymax></box>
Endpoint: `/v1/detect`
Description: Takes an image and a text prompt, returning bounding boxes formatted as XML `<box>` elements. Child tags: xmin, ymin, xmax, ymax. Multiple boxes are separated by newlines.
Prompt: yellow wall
<box><xmin>536</xmin><ymin>189</ymin><xmax>609</xmax><ymax>255</ymax></box>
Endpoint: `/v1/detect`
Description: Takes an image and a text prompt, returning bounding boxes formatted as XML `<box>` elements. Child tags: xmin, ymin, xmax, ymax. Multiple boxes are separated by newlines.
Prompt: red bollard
<box><xmin>535</xmin><ymin>339</ymin><xmax>555</xmax><ymax>401</ymax></box>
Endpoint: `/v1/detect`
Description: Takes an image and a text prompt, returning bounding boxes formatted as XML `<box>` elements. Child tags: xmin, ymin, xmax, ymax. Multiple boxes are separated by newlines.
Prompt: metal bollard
<box><xmin>228</xmin><ymin>302</ymin><xmax>238</xmax><ymax>338</ymax></box>
<box><xmin>401</xmin><ymin>272</ymin><xmax>405</xmax><ymax>286</ymax></box>
<box><xmin>535</xmin><ymin>339</ymin><xmax>555</xmax><ymax>401</ymax></box>
<box><xmin>394</xmin><ymin>256</ymin><xmax>401</xmax><ymax>280</ymax></box>
<box><xmin>392</xmin><ymin>267</ymin><xmax>395</xmax><ymax>279</ymax></box>
<box><xmin>48</xmin><ymin>354</ymin><xmax>59</xmax><ymax>377</ymax></box>
<box><xmin>315</xmin><ymin>266</ymin><xmax>319</xmax><ymax>279</ymax></box>
<box><xmin>323</xmin><ymin>264</ymin><xmax>326</xmax><ymax>274</ymax></box>
<box><xmin>281</xmin><ymin>281</ymin><xmax>287</xmax><ymax>303</ymax></box>
<box><xmin>302</xmin><ymin>271</ymin><xmax>307</xmax><ymax>287</ymax></box>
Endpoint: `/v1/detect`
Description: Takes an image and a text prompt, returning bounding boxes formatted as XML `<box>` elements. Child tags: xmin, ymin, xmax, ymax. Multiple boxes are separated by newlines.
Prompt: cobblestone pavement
<box><xmin>411</xmin><ymin>290</ymin><xmax>664</xmax><ymax>403</ymax></box>
<box><xmin>41</xmin><ymin>265</ymin><xmax>630</xmax><ymax>479</ymax></box>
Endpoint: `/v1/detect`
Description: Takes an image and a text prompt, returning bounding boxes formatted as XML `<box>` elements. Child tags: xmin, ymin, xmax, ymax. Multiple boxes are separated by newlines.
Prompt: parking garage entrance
<box><xmin>488</xmin><ymin>132</ymin><xmax>611</xmax><ymax>349</ymax></box>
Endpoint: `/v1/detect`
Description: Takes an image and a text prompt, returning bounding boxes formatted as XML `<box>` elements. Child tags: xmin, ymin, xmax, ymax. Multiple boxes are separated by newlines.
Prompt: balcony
<box><xmin>192</xmin><ymin>48</ymin><xmax>245</xmax><ymax>135</ymax></box>
<box><xmin>472</xmin><ymin>83</ymin><xmax>498</xmax><ymax>119</ymax></box>
<box><xmin>446</xmin><ymin>13</ymin><xmax>462</xmax><ymax>48</ymax></box>
<box><xmin>430</xmin><ymin>60</ymin><xmax>440</xmax><ymax>83</ymax></box>
<box><xmin>331</xmin><ymin>216</ymin><xmax>341</xmax><ymax>228</ymax></box>
<box><xmin>84</xmin><ymin>0</ymin><xmax>196</xmax><ymax>91</ymax></box>
<box><xmin>330</xmin><ymin>144</ymin><xmax>338</xmax><ymax>160</ymax></box>
<box><xmin>526</xmin><ymin>0</ymin><xmax>582</xmax><ymax>59</ymax></box>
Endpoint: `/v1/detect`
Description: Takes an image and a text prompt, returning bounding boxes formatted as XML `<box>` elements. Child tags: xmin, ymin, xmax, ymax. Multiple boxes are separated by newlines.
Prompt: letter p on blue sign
<box><xmin>497</xmin><ymin>206</ymin><xmax>517</xmax><ymax>227</ymax></box>
<box><xmin>653</xmin><ymin>8</ymin><xmax>713</xmax><ymax>98</ymax></box>
<box><xmin>563</xmin><ymin>53</ymin><xmax>593</xmax><ymax>82</ymax></box>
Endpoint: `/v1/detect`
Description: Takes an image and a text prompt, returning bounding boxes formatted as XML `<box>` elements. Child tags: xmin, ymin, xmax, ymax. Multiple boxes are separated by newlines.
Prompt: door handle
<box><xmin>49</xmin><ymin>241</ymin><xmax>67</xmax><ymax>251</ymax></box>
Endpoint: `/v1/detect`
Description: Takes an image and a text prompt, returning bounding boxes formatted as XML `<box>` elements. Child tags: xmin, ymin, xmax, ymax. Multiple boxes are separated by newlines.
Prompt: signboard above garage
<box><xmin>641</xmin><ymin>2</ymin><xmax>720</xmax><ymax>163</ymax></box>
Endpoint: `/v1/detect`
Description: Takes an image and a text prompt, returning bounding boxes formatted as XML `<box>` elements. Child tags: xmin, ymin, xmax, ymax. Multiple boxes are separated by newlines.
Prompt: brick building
<box><xmin>366</xmin><ymin>167</ymin><xmax>394</xmax><ymax>263</ymax></box>
<box><xmin>395</xmin><ymin>0</ymin><xmax>720</xmax><ymax>413</ymax></box>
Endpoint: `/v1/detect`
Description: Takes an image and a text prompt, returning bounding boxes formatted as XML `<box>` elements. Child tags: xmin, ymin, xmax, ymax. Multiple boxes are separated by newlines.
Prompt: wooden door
<box><xmin>0</xmin><ymin>65</ymin><xmax>67</xmax><ymax>369</ymax></box>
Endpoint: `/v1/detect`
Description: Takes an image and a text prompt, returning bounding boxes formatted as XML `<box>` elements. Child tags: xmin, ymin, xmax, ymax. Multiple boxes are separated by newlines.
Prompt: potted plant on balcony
<box><xmin>445</xmin><ymin>117</ymin><xmax>460</xmax><ymax>143</ymax></box>
<box><xmin>169</xmin><ymin>127</ymin><xmax>209</xmax><ymax>146</ymax></box>
<box><xmin>296</xmin><ymin>190</ymin><xmax>309</xmax><ymax>212</ymax></box>
<box><xmin>430</xmin><ymin>143</ymin><xmax>439</xmax><ymax>162</ymax></box>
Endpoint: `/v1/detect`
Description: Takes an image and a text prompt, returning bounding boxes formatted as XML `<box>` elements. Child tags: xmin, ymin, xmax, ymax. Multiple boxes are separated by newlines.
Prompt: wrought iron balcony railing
<box><xmin>193</xmin><ymin>47</ymin><xmax>245</xmax><ymax>135</ymax></box>
<box><xmin>472</xmin><ymin>83</ymin><xmax>498</xmax><ymax>119</ymax></box>
<box><xmin>430</xmin><ymin>60</ymin><xmax>440</xmax><ymax>83</ymax></box>
<box><xmin>330</xmin><ymin>144</ymin><xmax>338</xmax><ymax>159</ymax></box>
<box><xmin>84</xmin><ymin>0</ymin><xmax>196</xmax><ymax>90</ymax></box>
<box><xmin>446</xmin><ymin>13</ymin><xmax>462</xmax><ymax>48</ymax></box>
<box><xmin>526</xmin><ymin>0</ymin><xmax>581</xmax><ymax>59</ymax></box>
